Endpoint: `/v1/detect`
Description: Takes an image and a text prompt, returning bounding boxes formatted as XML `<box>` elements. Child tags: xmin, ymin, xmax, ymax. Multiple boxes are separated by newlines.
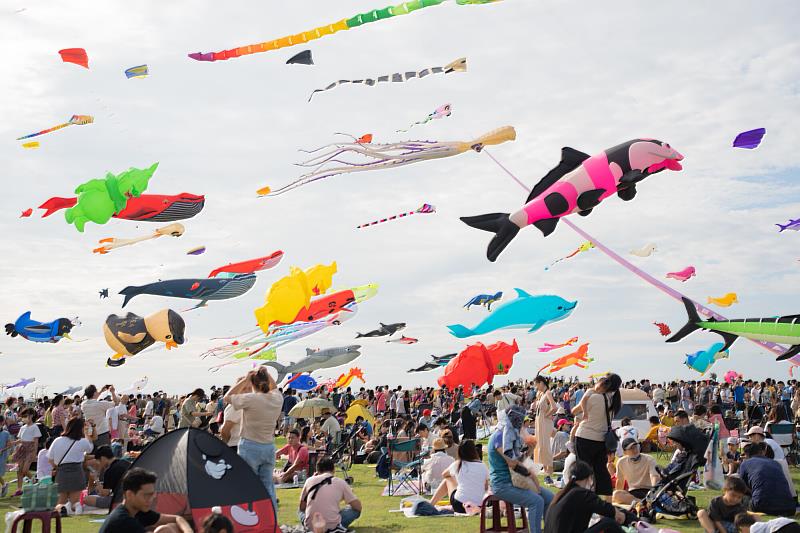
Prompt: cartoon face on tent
<box><xmin>112</xmin><ymin>428</ymin><xmax>277</xmax><ymax>532</ymax></box>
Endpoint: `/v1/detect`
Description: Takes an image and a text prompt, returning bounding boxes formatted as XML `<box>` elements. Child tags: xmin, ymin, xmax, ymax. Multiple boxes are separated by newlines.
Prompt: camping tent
<box><xmin>112</xmin><ymin>428</ymin><xmax>276</xmax><ymax>532</ymax></box>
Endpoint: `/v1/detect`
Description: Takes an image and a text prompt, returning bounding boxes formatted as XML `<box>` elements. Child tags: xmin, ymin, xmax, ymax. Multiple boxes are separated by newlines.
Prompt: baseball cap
<box><xmin>422</xmin><ymin>409</ymin><xmax>432</xmax><ymax>417</ymax></box>
<box><xmin>622</xmin><ymin>437</ymin><xmax>639</xmax><ymax>450</ymax></box>
<box><xmin>556</xmin><ymin>418</ymin><xmax>571</xmax><ymax>429</ymax></box>
<box><xmin>745</xmin><ymin>426</ymin><xmax>764</xmax><ymax>436</ymax></box>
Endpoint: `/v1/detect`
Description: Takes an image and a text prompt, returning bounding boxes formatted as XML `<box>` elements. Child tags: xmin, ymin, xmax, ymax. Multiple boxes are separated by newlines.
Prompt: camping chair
<box><xmin>387</xmin><ymin>437</ymin><xmax>423</xmax><ymax>496</ymax></box>
<box><xmin>655</xmin><ymin>425</ymin><xmax>675</xmax><ymax>462</ymax></box>
<box><xmin>767</xmin><ymin>423</ymin><xmax>796</xmax><ymax>463</ymax></box>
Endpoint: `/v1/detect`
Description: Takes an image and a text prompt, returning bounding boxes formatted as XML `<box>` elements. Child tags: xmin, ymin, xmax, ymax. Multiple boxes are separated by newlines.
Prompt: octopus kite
<box><xmin>259</xmin><ymin>126</ymin><xmax>515</xmax><ymax>197</ymax></box>
<box><xmin>356</xmin><ymin>203</ymin><xmax>435</xmax><ymax>229</ymax></box>
<box><xmin>188</xmin><ymin>0</ymin><xmax>500</xmax><ymax>62</ymax></box>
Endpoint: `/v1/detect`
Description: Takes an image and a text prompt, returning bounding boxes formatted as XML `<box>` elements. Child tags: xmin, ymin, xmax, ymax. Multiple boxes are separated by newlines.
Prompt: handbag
<box><xmin>51</xmin><ymin>438</ymin><xmax>78</xmax><ymax>480</ymax></box>
<box><xmin>603</xmin><ymin>394</ymin><xmax>619</xmax><ymax>453</ymax></box>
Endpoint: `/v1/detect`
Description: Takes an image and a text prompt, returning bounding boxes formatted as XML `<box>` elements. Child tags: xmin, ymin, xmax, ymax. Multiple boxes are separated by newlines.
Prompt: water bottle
<box><xmin>293</xmin><ymin>474</ymin><xmax>299</xmax><ymax>486</ymax></box>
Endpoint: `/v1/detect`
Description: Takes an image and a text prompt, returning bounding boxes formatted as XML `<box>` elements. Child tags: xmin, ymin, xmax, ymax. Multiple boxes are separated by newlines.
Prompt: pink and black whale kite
<box><xmin>462</xmin><ymin>139</ymin><xmax>684</xmax><ymax>261</ymax></box>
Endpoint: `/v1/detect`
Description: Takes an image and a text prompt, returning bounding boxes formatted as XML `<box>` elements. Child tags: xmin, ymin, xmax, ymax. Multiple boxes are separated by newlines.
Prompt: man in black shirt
<box><xmin>99</xmin><ymin>468</ymin><xmax>192</xmax><ymax>533</ymax></box>
<box><xmin>84</xmin><ymin>445</ymin><xmax>131</xmax><ymax>510</ymax></box>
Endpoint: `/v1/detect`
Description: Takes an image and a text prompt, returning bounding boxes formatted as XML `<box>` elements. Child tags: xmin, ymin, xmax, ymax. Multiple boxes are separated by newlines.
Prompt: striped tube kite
<box><xmin>259</xmin><ymin>126</ymin><xmax>515</xmax><ymax>197</ymax></box>
<box><xmin>357</xmin><ymin>203</ymin><xmax>435</xmax><ymax>229</ymax></box>
<box><xmin>188</xmin><ymin>0</ymin><xmax>502</xmax><ymax>62</ymax></box>
<box><xmin>16</xmin><ymin>115</ymin><xmax>93</xmax><ymax>141</ymax></box>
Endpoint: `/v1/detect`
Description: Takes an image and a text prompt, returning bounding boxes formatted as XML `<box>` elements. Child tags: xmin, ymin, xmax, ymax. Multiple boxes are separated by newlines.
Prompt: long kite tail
<box><xmin>16</xmin><ymin>121</ymin><xmax>73</xmax><ymax>140</ymax></box>
<box><xmin>356</xmin><ymin>203</ymin><xmax>435</xmax><ymax>228</ymax></box>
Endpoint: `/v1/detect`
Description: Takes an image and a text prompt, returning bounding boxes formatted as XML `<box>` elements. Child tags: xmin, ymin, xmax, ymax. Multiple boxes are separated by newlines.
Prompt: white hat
<box><xmin>726</xmin><ymin>437</ymin><xmax>739</xmax><ymax>445</ymax></box>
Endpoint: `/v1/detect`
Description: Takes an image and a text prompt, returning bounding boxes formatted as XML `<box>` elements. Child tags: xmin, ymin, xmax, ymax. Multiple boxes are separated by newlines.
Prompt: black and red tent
<box><xmin>113</xmin><ymin>428</ymin><xmax>277</xmax><ymax>532</ymax></box>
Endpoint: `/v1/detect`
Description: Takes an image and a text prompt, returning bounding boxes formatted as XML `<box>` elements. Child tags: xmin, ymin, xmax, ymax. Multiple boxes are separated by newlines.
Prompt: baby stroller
<box><xmin>641</xmin><ymin>424</ymin><xmax>710</xmax><ymax>521</ymax></box>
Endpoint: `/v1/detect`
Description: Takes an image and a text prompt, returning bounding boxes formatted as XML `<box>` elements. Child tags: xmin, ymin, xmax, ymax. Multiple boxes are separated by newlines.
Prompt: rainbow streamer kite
<box><xmin>357</xmin><ymin>203</ymin><xmax>435</xmax><ymax>229</ymax></box>
<box><xmin>188</xmin><ymin>0</ymin><xmax>501</xmax><ymax>62</ymax></box>
<box><xmin>16</xmin><ymin>115</ymin><xmax>93</xmax><ymax>141</ymax></box>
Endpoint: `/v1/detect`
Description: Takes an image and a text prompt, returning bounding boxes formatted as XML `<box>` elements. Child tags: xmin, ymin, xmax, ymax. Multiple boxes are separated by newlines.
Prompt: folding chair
<box><xmin>655</xmin><ymin>425</ymin><xmax>675</xmax><ymax>462</ymax></box>
<box><xmin>766</xmin><ymin>423</ymin><xmax>796</xmax><ymax>464</ymax></box>
<box><xmin>387</xmin><ymin>437</ymin><xmax>423</xmax><ymax>496</ymax></box>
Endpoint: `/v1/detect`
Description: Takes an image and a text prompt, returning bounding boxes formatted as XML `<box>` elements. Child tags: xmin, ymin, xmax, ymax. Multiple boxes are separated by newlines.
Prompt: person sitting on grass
<box><xmin>274</xmin><ymin>429</ymin><xmax>309</xmax><ymax>484</ymax></box>
<box><xmin>99</xmin><ymin>467</ymin><xmax>192</xmax><ymax>533</ymax></box>
<box><xmin>734</xmin><ymin>512</ymin><xmax>800</xmax><ymax>533</ymax></box>
<box><xmin>697</xmin><ymin>476</ymin><xmax>748</xmax><ymax>533</ymax></box>
<box><xmin>738</xmin><ymin>442</ymin><xmax>796</xmax><ymax>517</ymax></box>
<box><xmin>723</xmin><ymin>438</ymin><xmax>741</xmax><ymax>475</ymax></box>
<box><xmin>612</xmin><ymin>438</ymin><xmax>659</xmax><ymax>505</ymax></box>
<box><xmin>299</xmin><ymin>457</ymin><xmax>362</xmax><ymax>533</ymax></box>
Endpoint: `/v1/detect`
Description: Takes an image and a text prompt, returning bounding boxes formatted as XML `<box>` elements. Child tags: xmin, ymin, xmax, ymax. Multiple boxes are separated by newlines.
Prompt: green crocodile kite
<box><xmin>667</xmin><ymin>297</ymin><xmax>800</xmax><ymax>361</ymax></box>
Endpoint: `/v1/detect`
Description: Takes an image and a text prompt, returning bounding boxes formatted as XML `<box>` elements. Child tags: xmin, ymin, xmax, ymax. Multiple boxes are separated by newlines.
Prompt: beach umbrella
<box><xmin>288</xmin><ymin>398</ymin><xmax>335</xmax><ymax>419</ymax></box>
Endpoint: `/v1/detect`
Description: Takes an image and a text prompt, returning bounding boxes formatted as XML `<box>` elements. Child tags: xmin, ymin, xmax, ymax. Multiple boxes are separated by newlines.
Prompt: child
<box><xmin>12</xmin><ymin>408</ymin><xmax>41</xmax><ymax>496</ymax></box>
<box><xmin>36</xmin><ymin>437</ymin><xmax>55</xmax><ymax>482</ymax></box>
<box><xmin>0</xmin><ymin>415</ymin><xmax>13</xmax><ymax>497</ymax></box>
<box><xmin>697</xmin><ymin>476</ymin><xmax>748</xmax><ymax>533</ymax></box>
<box><xmin>201</xmin><ymin>509</ymin><xmax>234</xmax><ymax>533</ymax></box>
<box><xmin>723</xmin><ymin>437</ymin><xmax>741</xmax><ymax>475</ymax></box>
<box><xmin>734</xmin><ymin>512</ymin><xmax>800</xmax><ymax>533</ymax></box>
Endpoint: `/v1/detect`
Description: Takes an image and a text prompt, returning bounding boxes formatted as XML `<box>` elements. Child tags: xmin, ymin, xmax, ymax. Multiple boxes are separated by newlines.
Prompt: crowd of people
<box><xmin>1</xmin><ymin>372</ymin><xmax>799</xmax><ymax>533</ymax></box>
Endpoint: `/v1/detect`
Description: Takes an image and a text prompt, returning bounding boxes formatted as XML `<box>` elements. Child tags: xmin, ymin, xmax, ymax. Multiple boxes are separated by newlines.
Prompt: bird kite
<box><xmin>22</xmin><ymin>142</ymin><xmax>39</xmax><ymax>149</ymax></box>
<box><xmin>538</xmin><ymin>343</ymin><xmax>593</xmax><ymax>374</ymax></box>
<box><xmin>93</xmin><ymin>223</ymin><xmax>185</xmax><ymax>254</ymax></box>
<box><xmin>356</xmin><ymin>203</ymin><xmax>435</xmax><ymax>229</ymax></box>
<box><xmin>16</xmin><ymin>114</ymin><xmax>93</xmax><ymax>141</ymax></box>
<box><xmin>732</xmin><ymin>128</ymin><xmax>766</xmax><ymax>149</ymax></box>
<box><xmin>124</xmin><ymin>65</ymin><xmax>149</xmax><ymax>79</ymax></box>
<box><xmin>537</xmin><ymin>336</ymin><xmax>579</xmax><ymax>353</ymax></box>
<box><xmin>666</xmin><ymin>266</ymin><xmax>696</xmax><ymax>282</ymax></box>
<box><xmin>286</xmin><ymin>50</ymin><xmax>313</xmax><ymax>65</ymax></box>
<box><xmin>187</xmin><ymin>246</ymin><xmax>206</xmax><ymax>255</ymax></box>
<box><xmin>39</xmin><ymin>192</ymin><xmax>205</xmax><ymax>224</ymax></box>
<box><xmin>386</xmin><ymin>336</ymin><xmax>418</xmax><ymax>344</ymax></box>
<box><xmin>5</xmin><ymin>312</ymin><xmax>78</xmax><ymax>343</ymax></box>
<box><xmin>104</xmin><ymin>309</ymin><xmax>186</xmax><ymax>367</ymax></box>
<box><xmin>408</xmin><ymin>353</ymin><xmax>457</xmax><ymax>372</ymax></box>
<box><xmin>332</xmin><ymin>367</ymin><xmax>365</xmax><ymax>389</ymax></box>
<box><xmin>259</xmin><ymin>126</ymin><xmax>515</xmax><ymax>197</ymax></box>
<box><xmin>461</xmin><ymin>140</ymin><xmax>684</xmax><ymax>261</ymax></box>
<box><xmin>58</xmin><ymin>48</ymin><xmax>88</xmax><ymax>68</ymax></box>
<box><xmin>463</xmin><ymin>292</ymin><xmax>503</xmax><ymax>311</ymax></box>
<box><xmin>397</xmin><ymin>104</ymin><xmax>452</xmax><ymax>132</ymax></box>
<box><xmin>630</xmin><ymin>243</ymin><xmax>657</xmax><ymax>257</ymax></box>
<box><xmin>438</xmin><ymin>340</ymin><xmax>519</xmax><ymax>390</ymax></box>
<box><xmin>308</xmin><ymin>58</ymin><xmax>465</xmax><ymax>101</ymax></box>
<box><xmin>545</xmin><ymin>241</ymin><xmax>594</xmax><ymax>270</ymax></box>
<box><xmin>654</xmin><ymin>322</ymin><xmax>672</xmax><ymax>337</ymax></box>
<box><xmin>188</xmin><ymin>1</ymin><xmax>500</xmax><ymax>62</ymax></box>
<box><xmin>707</xmin><ymin>293</ymin><xmax>738</xmax><ymax>307</ymax></box>
<box><xmin>20</xmin><ymin>208</ymin><xmax>32</xmax><ymax>218</ymax></box>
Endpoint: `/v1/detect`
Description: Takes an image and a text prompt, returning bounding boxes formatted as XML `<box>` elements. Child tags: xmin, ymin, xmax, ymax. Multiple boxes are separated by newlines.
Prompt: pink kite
<box><xmin>538</xmin><ymin>336</ymin><xmax>579</xmax><ymax>353</ymax></box>
<box><xmin>724</xmin><ymin>370</ymin><xmax>742</xmax><ymax>384</ymax></box>
<box><xmin>666</xmin><ymin>266</ymin><xmax>696</xmax><ymax>282</ymax></box>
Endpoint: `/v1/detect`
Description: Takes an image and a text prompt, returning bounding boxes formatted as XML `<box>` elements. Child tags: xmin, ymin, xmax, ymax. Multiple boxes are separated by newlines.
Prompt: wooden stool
<box><xmin>480</xmin><ymin>495</ymin><xmax>529</xmax><ymax>533</ymax></box>
<box><xmin>10</xmin><ymin>510</ymin><xmax>62</xmax><ymax>533</ymax></box>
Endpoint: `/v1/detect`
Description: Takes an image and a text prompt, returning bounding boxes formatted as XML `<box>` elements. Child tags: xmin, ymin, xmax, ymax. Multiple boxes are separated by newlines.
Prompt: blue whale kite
<box><xmin>447</xmin><ymin>290</ymin><xmax>576</xmax><ymax>338</ymax></box>
<box><xmin>119</xmin><ymin>273</ymin><xmax>257</xmax><ymax>309</ymax></box>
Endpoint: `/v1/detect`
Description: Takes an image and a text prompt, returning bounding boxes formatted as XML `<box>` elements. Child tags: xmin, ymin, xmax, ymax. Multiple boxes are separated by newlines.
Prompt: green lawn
<box><xmin>3</xmin><ymin>457</ymin><xmax>798</xmax><ymax>532</ymax></box>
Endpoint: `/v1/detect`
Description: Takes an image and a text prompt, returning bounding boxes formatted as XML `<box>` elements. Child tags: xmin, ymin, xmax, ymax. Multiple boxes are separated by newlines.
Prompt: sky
<box><xmin>1</xmin><ymin>1</ymin><xmax>800</xmax><ymax>397</ymax></box>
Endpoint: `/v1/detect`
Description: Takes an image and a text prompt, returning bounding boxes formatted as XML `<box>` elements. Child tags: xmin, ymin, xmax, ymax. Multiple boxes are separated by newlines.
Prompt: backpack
<box><xmin>375</xmin><ymin>449</ymin><xmax>391</xmax><ymax>479</ymax></box>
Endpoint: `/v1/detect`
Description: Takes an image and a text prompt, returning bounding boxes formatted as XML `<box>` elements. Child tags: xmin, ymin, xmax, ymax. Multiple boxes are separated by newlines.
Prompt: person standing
<box><xmin>533</xmin><ymin>376</ymin><xmax>557</xmax><ymax>479</ymax></box>
<box><xmin>51</xmin><ymin>395</ymin><xmax>67</xmax><ymax>438</ymax></box>
<box><xmin>48</xmin><ymin>418</ymin><xmax>94</xmax><ymax>515</ymax></box>
<box><xmin>81</xmin><ymin>385</ymin><xmax>118</xmax><ymax>449</ymax></box>
<box><xmin>178</xmin><ymin>389</ymin><xmax>206</xmax><ymax>429</ymax></box>
<box><xmin>225</xmin><ymin>368</ymin><xmax>283</xmax><ymax>510</ymax></box>
<box><xmin>12</xmin><ymin>408</ymin><xmax>41</xmax><ymax>496</ymax></box>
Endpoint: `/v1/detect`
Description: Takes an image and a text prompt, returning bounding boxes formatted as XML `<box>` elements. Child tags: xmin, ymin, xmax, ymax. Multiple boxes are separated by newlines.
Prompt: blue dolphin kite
<box><xmin>685</xmin><ymin>342</ymin><xmax>729</xmax><ymax>374</ymax></box>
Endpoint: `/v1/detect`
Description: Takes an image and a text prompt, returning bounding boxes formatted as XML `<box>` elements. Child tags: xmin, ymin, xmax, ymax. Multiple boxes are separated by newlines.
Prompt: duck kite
<box><xmin>259</xmin><ymin>126</ymin><xmax>515</xmax><ymax>197</ymax></box>
<box><xmin>93</xmin><ymin>223</ymin><xmax>185</xmax><ymax>254</ymax></box>
<box><xmin>732</xmin><ymin>128</ymin><xmax>766</xmax><ymax>149</ymax></box>
<box><xmin>666</xmin><ymin>266</ymin><xmax>696</xmax><ymax>282</ymax></box>
<box><xmin>438</xmin><ymin>340</ymin><xmax>519</xmax><ymax>390</ymax></box>
<box><xmin>538</xmin><ymin>343</ymin><xmax>593</xmax><ymax>374</ymax></box>
<box><xmin>397</xmin><ymin>103</ymin><xmax>452</xmax><ymax>132</ymax></box>
<box><xmin>356</xmin><ymin>203</ymin><xmax>435</xmax><ymax>229</ymax></box>
<box><xmin>104</xmin><ymin>309</ymin><xmax>186</xmax><ymax>367</ymax></box>
<box><xmin>537</xmin><ymin>336</ymin><xmax>579</xmax><ymax>353</ymax></box>
<box><xmin>188</xmin><ymin>0</ymin><xmax>500</xmax><ymax>62</ymax></box>
<box><xmin>463</xmin><ymin>292</ymin><xmax>503</xmax><ymax>311</ymax></box>
<box><xmin>461</xmin><ymin>140</ymin><xmax>684</xmax><ymax>261</ymax></box>
<box><xmin>5</xmin><ymin>312</ymin><xmax>78</xmax><ymax>343</ymax></box>
<box><xmin>16</xmin><ymin>114</ymin><xmax>93</xmax><ymax>141</ymax></box>
<box><xmin>58</xmin><ymin>48</ymin><xmax>88</xmax><ymax>68</ymax></box>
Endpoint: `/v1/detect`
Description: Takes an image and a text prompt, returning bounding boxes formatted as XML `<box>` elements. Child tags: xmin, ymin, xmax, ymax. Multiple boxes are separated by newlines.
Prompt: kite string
<box><xmin>480</xmin><ymin>148</ymin><xmax>791</xmax><ymax>361</ymax></box>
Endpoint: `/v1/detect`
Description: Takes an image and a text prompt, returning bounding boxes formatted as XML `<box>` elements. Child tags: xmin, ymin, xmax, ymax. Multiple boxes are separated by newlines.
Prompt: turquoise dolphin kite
<box><xmin>685</xmin><ymin>342</ymin><xmax>729</xmax><ymax>374</ymax></box>
<box><xmin>447</xmin><ymin>290</ymin><xmax>577</xmax><ymax>338</ymax></box>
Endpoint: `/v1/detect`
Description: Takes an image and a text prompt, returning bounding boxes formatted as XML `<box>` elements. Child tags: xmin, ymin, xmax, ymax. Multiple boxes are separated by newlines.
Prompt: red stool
<box><xmin>10</xmin><ymin>510</ymin><xmax>62</xmax><ymax>533</ymax></box>
<box><xmin>480</xmin><ymin>494</ymin><xmax>529</xmax><ymax>533</ymax></box>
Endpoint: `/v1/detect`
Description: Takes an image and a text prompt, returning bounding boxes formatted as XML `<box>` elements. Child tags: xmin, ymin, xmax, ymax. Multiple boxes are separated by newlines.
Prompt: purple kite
<box><xmin>6</xmin><ymin>377</ymin><xmax>36</xmax><ymax>389</ymax></box>
<box><xmin>732</xmin><ymin>128</ymin><xmax>766</xmax><ymax>149</ymax></box>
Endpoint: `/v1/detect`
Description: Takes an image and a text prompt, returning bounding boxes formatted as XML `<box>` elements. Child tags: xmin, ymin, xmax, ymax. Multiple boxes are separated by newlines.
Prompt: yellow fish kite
<box><xmin>707</xmin><ymin>293</ymin><xmax>738</xmax><ymax>307</ymax></box>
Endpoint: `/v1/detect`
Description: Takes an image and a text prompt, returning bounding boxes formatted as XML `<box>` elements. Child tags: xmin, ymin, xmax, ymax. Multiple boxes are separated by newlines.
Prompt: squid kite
<box><xmin>356</xmin><ymin>203</ymin><xmax>435</xmax><ymax>229</ymax></box>
<box><xmin>537</xmin><ymin>336</ymin><xmax>579</xmax><ymax>353</ymax></box>
<box><xmin>93</xmin><ymin>223</ymin><xmax>185</xmax><ymax>254</ymax></box>
<box><xmin>259</xmin><ymin>126</ymin><xmax>515</xmax><ymax>197</ymax></box>
<box><xmin>545</xmin><ymin>241</ymin><xmax>594</xmax><ymax>270</ymax></box>
<box><xmin>538</xmin><ymin>343</ymin><xmax>593</xmax><ymax>374</ymax></box>
<box><xmin>308</xmin><ymin>58</ymin><xmax>465</xmax><ymax>101</ymax></box>
<box><xmin>59</xmin><ymin>48</ymin><xmax>88</xmax><ymax>68</ymax></box>
<box><xmin>188</xmin><ymin>0</ymin><xmax>500</xmax><ymax>62</ymax></box>
<box><xmin>397</xmin><ymin>103</ymin><xmax>452</xmax><ymax>132</ymax></box>
<box><xmin>16</xmin><ymin>114</ymin><xmax>93</xmax><ymax>141</ymax></box>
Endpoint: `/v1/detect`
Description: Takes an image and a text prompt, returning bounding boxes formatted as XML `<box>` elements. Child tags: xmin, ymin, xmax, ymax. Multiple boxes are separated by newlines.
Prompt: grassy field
<box><xmin>3</xmin><ymin>456</ymin><xmax>798</xmax><ymax>532</ymax></box>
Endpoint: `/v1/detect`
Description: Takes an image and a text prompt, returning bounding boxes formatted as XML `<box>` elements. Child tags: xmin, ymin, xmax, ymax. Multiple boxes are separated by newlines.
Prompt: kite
<box><xmin>386</xmin><ymin>336</ymin><xmax>418</xmax><ymax>344</ymax></box>
<box><xmin>20</xmin><ymin>208</ymin><xmax>32</xmax><ymax>218</ymax></box>
<box><xmin>208</xmin><ymin>251</ymin><xmax>284</xmax><ymax>278</ymax></box>
<box><xmin>39</xmin><ymin>192</ymin><xmax>205</xmax><ymax>223</ymax></box>
<box><xmin>461</xmin><ymin>140</ymin><xmax>684</xmax><ymax>262</ymax></box>
<box><xmin>408</xmin><ymin>353</ymin><xmax>457</xmax><ymax>372</ymax></box>
<box><xmin>539</xmin><ymin>343</ymin><xmax>593</xmax><ymax>374</ymax></box>
<box><xmin>93</xmin><ymin>223</ymin><xmax>185</xmax><ymax>254</ymax></box>
<box><xmin>60</xmin><ymin>385</ymin><xmax>82</xmax><ymax>396</ymax></box>
<box><xmin>654</xmin><ymin>322</ymin><xmax>672</xmax><ymax>337</ymax></box>
<box><xmin>58</xmin><ymin>48</ymin><xmax>88</xmax><ymax>68</ymax></box>
<box><xmin>22</xmin><ymin>142</ymin><xmax>39</xmax><ymax>149</ymax></box>
<box><xmin>103</xmin><ymin>309</ymin><xmax>185</xmax><ymax>367</ymax></box>
<box><xmin>6</xmin><ymin>378</ymin><xmax>35</xmax><ymax>389</ymax></box>
<box><xmin>685</xmin><ymin>342</ymin><xmax>729</xmax><ymax>374</ymax></box>
<box><xmin>397</xmin><ymin>104</ymin><xmax>452</xmax><ymax>132</ymax></box>
<box><xmin>5</xmin><ymin>312</ymin><xmax>78</xmax><ymax>343</ymax></box>
<box><xmin>355</xmin><ymin>322</ymin><xmax>406</xmax><ymax>338</ymax></box>
<box><xmin>538</xmin><ymin>336</ymin><xmax>579</xmax><ymax>353</ymax></box>
<box><xmin>630</xmin><ymin>243</ymin><xmax>657</xmax><ymax>257</ymax></box>
<box><xmin>356</xmin><ymin>203</ymin><xmax>435</xmax><ymax>228</ymax></box>
<box><xmin>286</xmin><ymin>50</ymin><xmax>313</xmax><ymax>65</ymax></box>
<box><xmin>438</xmin><ymin>340</ymin><xmax>519</xmax><ymax>390</ymax></box>
<box><xmin>707</xmin><ymin>293</ymin><xmax>738</xmax><ymax>307</ymax></box>
<box><xmin>124</xmin><ymin>65</ymin><xmax>149</xmax><ymax>78</ymax></box>
<box><xmin>332</xmin><ymin>367</ymin><xmax>365</xmax><ymax>389</ymax></box>
<box><xmin>263</xmin><ymin>345</ymin><xmax>362</xmax><ymax>383</ymax></box>
<box><xmin>545</xmin><ymin>241</ymin><xmax>594</xmax><ymax>270</ymax></box>
<box><xmin>285</xmin><ymin>374</ymin><xmax>318</xmax><ymax>391</ymax></box>
<box><xmin>588</xmin><ymin>371</ymin><xmax>610</xmax><ymax>380</ymax></box>
<box><xmin>667</xmin><ymin>297</ymin><xmax>800</xmax><ymax>361</ymax></box>
<box><xmin>188</xmin><ymin>0</ymin><xmax>500</xmax><ymax>62</ymax></box>
<box><xmin>732</xmin><ymin>128</ymin><xmax>766</xmax><ymax>149</ymax></box>
<box><xmin>308</xmin><ymin>58</ymin><xmax>465</xmax><ymax>101</ymax></box>
<box><xmin>446</xmin><ymin>289</ymin><xmax>576</xmax><ymax>339</ymax></box>
<box><xmin>187</xmin><ymin>246</ymin><xmax>206</xmax><ymax>255</ymax></box>
<box><xmin>269</xmin><ymin>285</ymin><xmax>378</xmax><ymax>328</ymax></box>
<box><xmin>99</xmin><ymin>289</ymin><xmax>109</xmax><ymax>299</ymax></box>
<box><xmin>666</xmin><ymin>266</ymin><xmax>696</xmax><ymax>282</ymax></box>
<box><xmin>120</xmin><ymin>274</ymin><xmax>258</xmax><ymax>310</ymax></box>
<box><xmin>16</xmin><ymin>114</ymin><xmax>93</xmax><ymax>141</ymax></box>
<box><xmin>776</xmin><ymin>219</ymin><xmax>800</xmax><ymax>232</ymax></box>
<box><xmin>724</xmin><ymin>370</ymin><xmax>742</xmax><ymax>384</ymax></box>
<box><xmin>260</xmin><ymin>126</ymin><xmax>515</xmax><ymax>197</ymax></box>
<box><xmin>356</xmin><ymin>134</ymin><xmax>373</xmax><ymax>144</ymax></box>
<box><xmin>463</xmin><ymin>292</ymin><xmax>503</xmax><ymax>311</ymax></box>
<box><xmin>120</xmin><ymin>376</ymin><xmax>149</xmax><ymax>395</ymax></box>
